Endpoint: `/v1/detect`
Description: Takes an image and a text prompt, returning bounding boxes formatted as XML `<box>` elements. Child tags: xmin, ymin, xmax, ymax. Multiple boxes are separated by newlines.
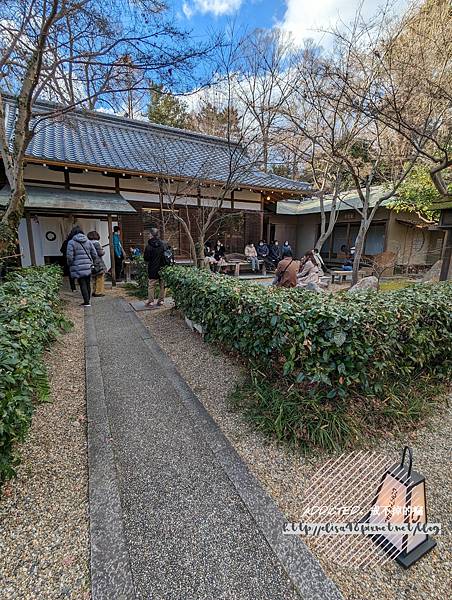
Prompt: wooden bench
<box><xmin>219</xmin><ymin>253</ymin><xmax>267</xmax><ymax>278</ymax></box>
<box><xmin>222</xmin><ymin>259</ymin><xmax>267</xmax><ymax>277</ymax></box>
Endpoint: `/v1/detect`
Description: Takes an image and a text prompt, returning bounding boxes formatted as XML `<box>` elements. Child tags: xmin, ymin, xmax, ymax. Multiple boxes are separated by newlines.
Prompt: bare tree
<box><xmin>281</xmin><ymin>17</ymin><xmax>423</xmax><ymax>284</ymax></box>
<box><xmin>150</xmin><ymin>114</ymin><xmax>260</xmax><ymax>266</ymax></box>
<box><xmin>327</xmin><ymin>0</ymin><xmax>452</xmax><ymax>200</ymax></box>
<box><xmin>144</xmin><ymin>34</ymin><xmax>267</xmax><ymax>267</ymax></box>
<box><xmin>280</xmin><ymin>48</ymin><xmax>354</xmax><ymax>253</ymax></box>
<box><xmin>0</xmin><ymin>0</ymin><xmax>209</xmax><ymax>253</ymax></box>
<box><xmin>235</xmin><ymin>28</ymin><xmax>298</xmax><ymax>172</ymax></box>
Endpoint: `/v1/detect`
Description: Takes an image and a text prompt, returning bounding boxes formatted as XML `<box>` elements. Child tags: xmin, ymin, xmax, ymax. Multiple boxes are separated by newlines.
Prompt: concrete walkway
<box><xmin>85</xmin><ymin>297</ymin><xmax>342</xmax><ymax>600</ymax></box>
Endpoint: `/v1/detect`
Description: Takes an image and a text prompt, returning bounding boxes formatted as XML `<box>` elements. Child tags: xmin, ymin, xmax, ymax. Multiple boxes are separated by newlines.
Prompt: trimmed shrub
<box><xmin>0</xmin><ymin>266</ymin><xmax>70</xmax><ymax>486</ymax></box>
<box><xmin>163</xmin><ymin>266</ymin><xmax>452</xmax><ymax>449</ymax></box>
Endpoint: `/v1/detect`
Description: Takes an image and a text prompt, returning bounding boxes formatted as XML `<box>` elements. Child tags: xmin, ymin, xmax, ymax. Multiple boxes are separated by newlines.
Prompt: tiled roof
<box><xmin>3</xmin><ymin>97</ymin><xmax>310</xmax><ymax>194</ymax></box>
<box><xmin>0</xmin><ymin>185</ymin><xmax>136</xmax><ymax>214</ymax></box>
<box><xmin>277</xmin><ymin>186</ymin><xmax>389</xmax><ymax>215</ymax></box>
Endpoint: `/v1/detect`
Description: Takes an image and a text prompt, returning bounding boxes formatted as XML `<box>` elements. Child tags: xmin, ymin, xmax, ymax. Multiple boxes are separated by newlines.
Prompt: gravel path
<box><xmin>0</xmin><ymin>293</ymin><xmax>90</xmax><ymax>600</ymax></box>
<box><xmin>141</xmin><ymin>306</ymin><xmax>451</xmax><ymax>600</ymax></box>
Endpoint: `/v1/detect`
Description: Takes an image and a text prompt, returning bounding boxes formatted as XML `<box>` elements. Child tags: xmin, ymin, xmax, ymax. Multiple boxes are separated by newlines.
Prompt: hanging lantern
<box><xmin>367</xmin><ymin>447</ymin><xmax>436</xmax><ymax>568</ymax></box>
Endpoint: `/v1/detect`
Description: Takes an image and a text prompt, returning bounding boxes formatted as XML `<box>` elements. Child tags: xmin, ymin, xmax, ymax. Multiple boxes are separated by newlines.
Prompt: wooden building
<box><xmin>275</xmin><ymin>187</ymin><xmax>445</xmax><ymax>273</ymax></box>
<box><xmin>0</xmin><ymin>96</ymin><xmax>310</xmax><ymax>277</ymax></box>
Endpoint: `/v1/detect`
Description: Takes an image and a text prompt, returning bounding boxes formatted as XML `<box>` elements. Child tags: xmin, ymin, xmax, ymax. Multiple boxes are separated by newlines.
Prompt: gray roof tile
<box><xmin>3</xmin><ymin>97</ymin><xmax>310</xmax><ymax>194</ymax></box>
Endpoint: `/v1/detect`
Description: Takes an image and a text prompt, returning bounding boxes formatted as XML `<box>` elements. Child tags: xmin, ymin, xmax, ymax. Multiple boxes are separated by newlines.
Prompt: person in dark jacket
<box><xmin>257</xmin><ymin>240</ymin><xmax>272</xmax><ymax>270</ymax></box>
<box><xmin>61</xmin><ymin>230</ymin><xmax>77</xmax><ymax>291</ymax></box>
<box><xmin>66</xmin><ymin>226</ymin><xmax>98</xmax><ymax>306</ymax></box>
<box><xmin>282</xmin><ymin>240</ymin><xmax>293</xmax><ymax>258</ymax></box>
<box><xmin>112</xmin><ymin>225</ymin><xmax>125</xmax><ymax>281</ymax></box>
<box><xmin>213</xmin><ymin>239</ymin><xmax>227</xmax><ymax>273</ymax></box>
<box><xmin>143</xmin><ymin>228</ymin><xmax>167</xmax><ymax>308</ymax></box>
<box><xmin>268</xmin><ymin>240</ymin><xmax>282</xmax><ymax>267</ymax></box>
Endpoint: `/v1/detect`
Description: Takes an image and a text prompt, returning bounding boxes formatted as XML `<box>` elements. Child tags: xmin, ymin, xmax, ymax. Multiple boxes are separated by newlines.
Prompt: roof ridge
<box><xmin>2</xmin><ymin>93</ymin><xmax>241</xmax><ymax>148</ymax></box>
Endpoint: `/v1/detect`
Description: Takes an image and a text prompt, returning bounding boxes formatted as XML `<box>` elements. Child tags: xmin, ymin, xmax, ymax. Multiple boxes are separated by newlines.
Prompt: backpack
<box><xmin>162</xmin><ymin>246</ymin><xmax>174</xmax><ymax>266</ymax></box>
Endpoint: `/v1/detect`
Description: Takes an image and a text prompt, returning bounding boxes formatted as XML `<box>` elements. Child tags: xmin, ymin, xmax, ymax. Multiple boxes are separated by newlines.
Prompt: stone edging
<box><xmin>85</xmin><ymin>308</ymin><xmax>136</xmax><ymax>600</ymax></box>
<box><xmin>119</xmin><ymin>299</ymin><xmax>343</xmax><ymax>600</ymax></box>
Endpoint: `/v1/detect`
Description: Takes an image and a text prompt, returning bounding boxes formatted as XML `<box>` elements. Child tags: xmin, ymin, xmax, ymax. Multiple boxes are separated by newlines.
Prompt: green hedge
<box><xmin>0</xmin><ymin>266</ymin><xmax>70</xmax><ymax>486</ymax></box>
<box><xmin>163</xmin><ymin>266</ymin><xmax>452</xmax><ymax>399</ymax></box>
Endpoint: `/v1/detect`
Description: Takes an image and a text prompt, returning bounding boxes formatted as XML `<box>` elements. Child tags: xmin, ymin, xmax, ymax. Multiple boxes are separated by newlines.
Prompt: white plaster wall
<box><xmin>234</xmin><ymin>201</ymin><xmax>260</xmax><ymax>211</ymax></box>
<box><xmin>234</xmin><ymin>189</ymin><xmax>261</xmax><ymax>202</ymax></box>
<box><xmin>70</xmin><ymin>170</ymin><xmax>115</xmax><ymax>188</ymax></box>
<box><xmin>18</xmin><ymin>215</ymin><xmax>114</xmax><ymax>270</ymax></box>
<box><xmin>121</xmin><ymin>177</ymin><xmax>159</xmax><ymax>192</ymax></box>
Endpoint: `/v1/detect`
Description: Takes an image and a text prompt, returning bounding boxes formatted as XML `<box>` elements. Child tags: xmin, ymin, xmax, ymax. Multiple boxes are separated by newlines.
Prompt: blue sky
<box><xmin>174</xmin><ymin>0</ymin><xmax>410</xmax><ymax>44</ymax></box>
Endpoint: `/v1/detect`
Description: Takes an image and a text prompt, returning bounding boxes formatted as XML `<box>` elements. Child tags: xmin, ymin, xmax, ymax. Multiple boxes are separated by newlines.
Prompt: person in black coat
<box><xmin>61</xmin><ymin>229</ymin><xmax>77</xmax><ymax>291</ymax></box>
<box><xmin>213</xmin><ymin>239</ymin><xmax>227</xmax><ymax>273</ymax></box>
<box><xmin>282</xmin><ymin>240</ymin><xmax>293</xmax><ymax>258</ymax></box>
<box><xmin>268</xmin><ymin>240</ymin><xmax>282</xmax><ymax>267</ymax></box>
<box><xmin>257</xmin><ymin>240</ymin><xmax>273</xmax><ymax>270</ymax></box>
<box><xmin>143</xmin><ymin>228</ymin><xmax>167</xmax><ymax>308</ymax></box>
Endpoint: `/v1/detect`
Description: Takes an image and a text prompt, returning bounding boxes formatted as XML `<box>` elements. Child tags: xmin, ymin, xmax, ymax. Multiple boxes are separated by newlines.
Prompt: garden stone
<box><xmin>306</xmin><ymin>282</ymin><xmax>325</xmax><ymax>293</ymax></box>
<box><xmin>348</xmin><ymin>276</ymin><xmax>378</xmax><ymax>293</ymax></box>
<box><xmin>422</xmin><ymin>260</ymin><xmax>442</xmax><ymax>283</ymax></box>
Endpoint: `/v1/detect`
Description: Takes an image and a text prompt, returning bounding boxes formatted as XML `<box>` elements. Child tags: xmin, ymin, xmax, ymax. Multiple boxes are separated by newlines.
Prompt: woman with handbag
<box><xmin>88</xmin><ymin>231</ymin><xmax>107</xmax><ymax>297</ymax></box>
<box><xmin>66</xmin><ymin>226</ymin><xmax>98</xmax><ymax>306</ymax></box>
<box><xmin>273</xmin><ymin>250</ymin><xmax>300</xmax><ymax>288</ymax></box>
<box><xmin>297</xmin><ymin>250</ymin><xmax>322</xmax><ymax>287</ymax></box>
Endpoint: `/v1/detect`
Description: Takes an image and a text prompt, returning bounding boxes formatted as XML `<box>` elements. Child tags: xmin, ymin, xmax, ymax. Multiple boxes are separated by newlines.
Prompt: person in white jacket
<box><xmin>244</xmin><ymin>242</ymin><xmax>259</xmax><ymax>272</ymax></box>
<box><xmin>313</xmin><ymin>248</ymin><xmax>326</xmax><ymax>271</ymax></box>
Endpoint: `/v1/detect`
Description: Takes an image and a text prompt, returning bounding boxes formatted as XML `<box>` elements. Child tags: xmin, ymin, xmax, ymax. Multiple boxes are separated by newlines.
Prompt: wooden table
<box><xmin>330</xmin><ymin>269</ymin><xmax>365</xmax><ymax>284</ymax></box>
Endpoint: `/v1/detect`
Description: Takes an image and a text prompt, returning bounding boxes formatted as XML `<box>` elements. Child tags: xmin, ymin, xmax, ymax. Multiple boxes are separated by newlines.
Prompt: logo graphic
<box><xmin>284</xmin><ymin>448</ymin><xmax>438</xmax><ymax>568</ymax></box>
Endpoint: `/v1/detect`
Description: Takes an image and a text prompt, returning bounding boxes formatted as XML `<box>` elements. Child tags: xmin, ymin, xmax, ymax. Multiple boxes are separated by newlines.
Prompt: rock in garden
<box><xmin>422</xmin><ymin>259</ymin><xmax>442</xmax><ymax>283</ymax></box>
<box><xmin>348</xmin><ymin>276</ymin><xmax>378</xmax><ymax>293</ymax></box>
<box><xmin>306</xmin><ymin>282</ymin><xmax>325</xmax><ymax>293</ymax></box>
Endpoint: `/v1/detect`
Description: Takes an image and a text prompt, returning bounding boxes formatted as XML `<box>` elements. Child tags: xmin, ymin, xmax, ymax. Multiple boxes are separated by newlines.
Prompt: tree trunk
<box><xmin>315</xmin><ymin>219</ymin><xmax>336</xmax><ymax>252</ymax></box>
<box><xmin>262</xmin><ymin>138</ymin><xmax>268</xmax><ymax>173</ymax></box>
<box><xmin>352</xmin><ymin>219</ymin><xmax>369</xmax><ymax>285</ymax></box>
<box><xmin>315</xmin><ymin>194</ymin><xmax>338</xmax><ymax>252</ymax></box>
<box><xmin>0</xmin><ymin>171</ymin><xmax>26</xmax><ymax>256</ymax></box>
<box><xmin>197</xmin><ymin>233</ymin><xmax>208</xmax><ymax>269</ymax></box>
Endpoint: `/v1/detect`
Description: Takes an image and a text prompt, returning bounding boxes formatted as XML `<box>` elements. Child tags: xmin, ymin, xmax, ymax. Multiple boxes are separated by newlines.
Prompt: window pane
<box><xmin>331</xmin><ymin>225</ymin><xmax>348</xmax><ymax>254</ymax></box>
<box><xmin>365</xmin><ymin>224</ymin><xmax>385</xmax><ymax>255</ymax></box>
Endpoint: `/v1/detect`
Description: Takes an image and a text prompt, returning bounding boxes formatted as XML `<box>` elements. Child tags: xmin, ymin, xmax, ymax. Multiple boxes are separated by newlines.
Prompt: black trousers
<box><xmin>78</xmin><ymin>276</ymin><xmax>91</xmax><ymax>305</ymax></box>
<box><xmin>114</xmin><ymin>255</ymin><xmax>123</xmax><ymax>280</ymax></box>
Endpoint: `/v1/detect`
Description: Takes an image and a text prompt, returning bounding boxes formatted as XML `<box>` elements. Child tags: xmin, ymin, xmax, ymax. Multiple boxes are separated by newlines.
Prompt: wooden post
<box><xmin>108</xmin><ymin>214</ymin><xmax>116</xmax><ymax>286</ymax></box>
<box><xmin>158</xmin><ymin>178</ymin><xmax>166</xmax><ymax>239</ymax></box>
<box><xmin>25</xmin><ymin>213</ymin><xmax>37</xmax><ymax>266</ymax></box>
<box><xmin>440</xmin><ymin>228</ymin><xmax>452</xmax><ymax>281</ymax></box>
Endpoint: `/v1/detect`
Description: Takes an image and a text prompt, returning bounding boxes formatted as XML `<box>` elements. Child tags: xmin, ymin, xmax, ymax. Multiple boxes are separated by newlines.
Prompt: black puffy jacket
<box><xmin>144</xmin><ymin>238</ymin><xmax>166</xmax><ymax>279</ymax></box>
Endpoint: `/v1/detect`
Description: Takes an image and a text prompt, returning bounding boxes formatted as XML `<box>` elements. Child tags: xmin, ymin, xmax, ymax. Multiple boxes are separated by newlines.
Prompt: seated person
<box><xmin>282</xmin><ymin>240</ymin><xmax>292</xmax><ymax>257</ymax></box>
<box><xmin>268</xmin><ymin>240</ymin><xmax>282</xmax><ymax>267</ymax></box>
<box><xmin>130</xmin><ymin>246</ymin><xmax>142</xmax><ymax>258</ymax></box>
<box><xmin>256</xmin><ymin>240</ymin><xmax>273</xmax><ymax>269</ymax></box>
<box><xmin>273</xmin><ymin>250</ymin><xmax>300</xmax><ymax>288</ymax></box>
<box><xmin>340</xmin><ymin>244</ymin><xmax>353</xmax><ymax>271</ymax></box>
<box><xmin>204</xmin><ymin>241</ymin><xmax>216</xmax><ymax>269</ymax></box>
<box><xmin>244</xmin><ymin>241</ymin><xmax>259</xmax><ymax>272</ymax></box>
<box><xmin>313</xmin><ymin>248</ymin><xmax>327</xmax><ymax>271</ymax></box>
<box><xmin>297</xmin><ymin>250</ymin><xmax>323</xmax><ymax>287</ymax></box>
<box><xmin>214</xmin><ymin>239</ymin><xmax>227</xmax><ymax>272</ymax></box>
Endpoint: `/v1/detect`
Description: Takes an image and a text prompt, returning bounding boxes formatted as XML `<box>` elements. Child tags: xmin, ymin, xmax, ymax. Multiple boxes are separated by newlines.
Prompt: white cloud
<box><xmin>182</xmin><ymin>2</ymin><xmax>194</xmax><ymax>18</ymax></box>
<box><xmin>182</xmin><ymin>0</ymin><xmax>243</xmax><ymax>19</ymax></box>
<box><xmin>279</xmin><ymin>0</ymin><xmax>409</xmax><ymax>45</ymax></box>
